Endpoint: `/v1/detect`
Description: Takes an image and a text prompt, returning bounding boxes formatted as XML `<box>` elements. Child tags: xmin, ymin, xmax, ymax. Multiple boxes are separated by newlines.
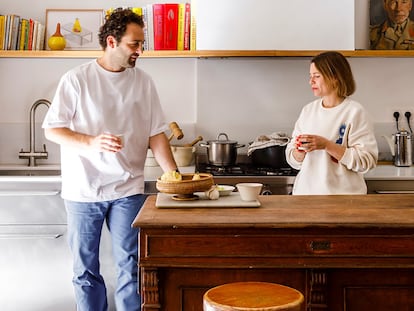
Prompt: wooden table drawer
<box><xmin>143</xmin><ymin>233</ymin><xmax>414</xmax><ymax>258</ymax></box>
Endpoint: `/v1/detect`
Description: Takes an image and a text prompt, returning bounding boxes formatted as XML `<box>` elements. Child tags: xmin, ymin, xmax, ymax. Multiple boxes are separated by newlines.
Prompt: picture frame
<box><xmin>370</xmin><ymin>0</ymin><xmax>414</xmax><ymax>26</ymax></box>
<box><xmin>369</xmin><ymin>0</ymin><xmax>414</xmax><ymax>50</ymax></box>
<box><xmin>45</xmin><ymin>9</ymin><xmax>105</xmax><ymax>50</ymax></box>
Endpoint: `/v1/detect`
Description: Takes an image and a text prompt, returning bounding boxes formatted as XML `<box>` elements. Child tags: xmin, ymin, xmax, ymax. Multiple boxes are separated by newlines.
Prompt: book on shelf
<box><xmin>31</xmin><ymin>20</ymin><xmax>38</xmax><ymax>51</ymax></box>
<box><xmin>163</xmin><ymin>3</ymin><xmax>179</xmax><ymax>50</ymax></box>
<box><xmin>24</xmin><ymin>19</ymin><xmax>30</xmax><ymax>50</ymax></box>
<box><xmin>153</xmin><ymin>3</ymin><xmax>164</xmax><ymax>50</ymax></box>
<box><xmin>183</xmin><ymin>3</ymin><xmax>191</xmax><ymax>50</ymax></box>
<box><xmin>177</xmin><ymin>3</ymin><xmax>185</xmax><ymax>50</ymax></box>
<box><xmin>131</xmin><ymin>7</ymin><xmax>142</xmax><ymax>17</ymax></box>
<box><xmin>177</xmin><ymin>3</ymin><xmax>191</xmax><ymax>50</ymax></box>
<box><xmin>19</xmin><ymin>18</ymin><xmax>28</xmax><ymax>50</ymax></box>
<box><xmin>177</xmin><ymin>3</ymin><xmax>191</xmax><ymax>51</ymax></box>
<box><xmin>35</xmin><ymin>23</ymin><xmax>45</xmax><ymax>51</ymax></box>
<box><xmin>145</xmin><ymin>4</ymin><xmax>154</xmax><ymax>51</ymax></box>
<box><xmin>9</xmin><ymin>14</ymin><xmax>20</xmax><ymax>50</ymax></box>
<box><xmin>0</xmin><ymin>15</ymin><xmax>5</xmax><ymax>50</ymax></box>
<box><xmin>4</xmin><ymin>15</ymin><xmax>11</xmax><ymax>50</ymax></box>
<box><xmin>142</xmin><ymin>6</ymin><xmax>149</xmax><ymax>51</ymax></box>
<box><xmin>190</xmin><ymin>1</ymin><xmax>196</xmax><ymax>51</ymax></box>
<box><xmin>16</xmin><ymin>18</ymin><xmax>21</xmax><ymax>50</ymax></box>
<box><xmin>27</xmin><ymin>19</ymin><xmax>34</xmax><ymax>50</ymax></box>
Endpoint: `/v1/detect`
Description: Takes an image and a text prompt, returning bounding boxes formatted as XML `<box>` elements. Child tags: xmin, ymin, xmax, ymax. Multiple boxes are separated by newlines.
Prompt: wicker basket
<box><xmin>156</xmin><ymin>173</ymin><xmax>214</xmax><ymax>196</ymax></box>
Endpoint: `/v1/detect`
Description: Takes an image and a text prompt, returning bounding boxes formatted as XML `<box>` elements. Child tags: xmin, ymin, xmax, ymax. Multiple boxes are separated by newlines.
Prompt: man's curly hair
<box><xmin>98</xmin><ymin>8</ymin><xmax>144</xmax><ymax>49</ymax></box>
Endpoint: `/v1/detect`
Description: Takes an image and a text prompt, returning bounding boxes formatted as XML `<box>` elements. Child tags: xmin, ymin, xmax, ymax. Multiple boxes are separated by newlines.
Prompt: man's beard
<box><xmin>128</xmin><ymin>58</ymin><xmax>137</xmax><ymax>67</ymax></box>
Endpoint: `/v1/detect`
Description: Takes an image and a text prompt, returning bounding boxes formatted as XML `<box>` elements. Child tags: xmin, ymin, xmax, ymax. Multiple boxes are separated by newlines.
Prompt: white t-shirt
<box><xmin>285</xmin><ymin>98</ymin><xmax>378</xmax><ymax>195</ymax></box>
<box><xmin>42</xmin><ymin>60</ymin><xmax>167</xmax><ymax>202</ymax></box>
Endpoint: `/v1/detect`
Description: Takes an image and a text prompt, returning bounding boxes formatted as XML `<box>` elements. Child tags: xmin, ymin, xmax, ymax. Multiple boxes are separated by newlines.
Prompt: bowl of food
<box><xmin>216</xmin><ymin>185</ymin><xmax>235</xmax><ymax>196</ymax></box>
<box><xmin>156</xmin><ymin>172</ymin><xmax>214</xmax><ymax>200</ymax></box>
<box><xmin>236</xmin><ymin>183</ymin><xmax>263</xmax><ymax>201</ymax></box>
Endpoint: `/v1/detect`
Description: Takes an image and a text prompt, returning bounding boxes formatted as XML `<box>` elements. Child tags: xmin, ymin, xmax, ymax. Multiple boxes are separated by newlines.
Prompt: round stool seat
<box><xmin>203</xmin><ymin>282</ymin><xmax>304</xmax><ymax>311</ymax></box>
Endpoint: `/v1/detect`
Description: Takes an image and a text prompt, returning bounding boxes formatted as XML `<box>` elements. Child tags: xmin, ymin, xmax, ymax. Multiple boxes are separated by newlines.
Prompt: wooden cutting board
<box><xmin>155</xmin><ymin>192</ymin><xmax>261</xmax><ymax>208</ymax></box>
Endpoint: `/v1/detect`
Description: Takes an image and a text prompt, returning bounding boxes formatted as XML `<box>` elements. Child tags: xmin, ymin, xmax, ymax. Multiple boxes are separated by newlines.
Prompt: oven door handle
<box><xmin>0</xmin><ymin>233</ymin><xmax>63</xmax><ymax>239</ymax></box>
<box><xmin>0</xmin><ymin>224</ymin><xmax>66</xmax><ymax>239</ymax></box>
<box><xmin>375</xmin><ymin>190</ymin><xmax>414</xmax><ymax>194</ymax></box>
<box><xmin>0</xmin><ymin>190</ymin><xmax>60</xmax><ymax>196</ymax></box>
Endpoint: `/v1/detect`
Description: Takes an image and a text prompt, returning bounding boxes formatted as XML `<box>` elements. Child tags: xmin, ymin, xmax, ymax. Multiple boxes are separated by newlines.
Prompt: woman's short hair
<box><xmin>311</xmin><ymin>51</ymin><xmax>356</xmax><ymax>97</ymax></box>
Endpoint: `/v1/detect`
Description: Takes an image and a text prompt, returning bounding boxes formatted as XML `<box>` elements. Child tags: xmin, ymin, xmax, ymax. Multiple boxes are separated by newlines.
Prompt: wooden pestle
<box><xmin>168</xmin><ymin>122</ymin><xmax>184</xmax><ymax>141</ymax></box>
<box><xmin>185</xmin><ymin>136</ymin><xmax>203</xmax><ymax>147</ymax></box>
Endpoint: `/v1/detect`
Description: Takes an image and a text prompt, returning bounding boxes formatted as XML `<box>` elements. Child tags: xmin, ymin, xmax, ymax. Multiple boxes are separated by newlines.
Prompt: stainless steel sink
<box><xmin>0</xmin><ymin>165</ymin><xmax>61</xmax><ymax>178</ymax></box>
<box><xmin>0</xmin><ymin>169</ymin><xmax>61</xmax><ymax>176</ymax></box>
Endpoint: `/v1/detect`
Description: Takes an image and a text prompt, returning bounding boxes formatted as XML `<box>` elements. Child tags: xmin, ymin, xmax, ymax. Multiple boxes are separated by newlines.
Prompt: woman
<box><xmin>285</xmin><ymin>51</ymin><xmax>378</xmax><ymax>195</ymax></box>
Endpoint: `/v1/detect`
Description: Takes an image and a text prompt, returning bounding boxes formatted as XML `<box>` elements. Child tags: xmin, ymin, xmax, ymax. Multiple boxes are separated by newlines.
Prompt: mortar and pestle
<box><xmin>168</xmin><ymin>122</ymin><xmax>184</xmax><ymax>141</ymax></box>
<box><xmin>171</xmin><ymin>136</ymin><xmax>203</xmax><ymax>166</ymax></box>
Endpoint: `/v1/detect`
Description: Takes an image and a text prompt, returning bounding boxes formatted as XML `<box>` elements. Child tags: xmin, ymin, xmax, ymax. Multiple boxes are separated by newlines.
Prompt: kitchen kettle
<box><xmin>383</xmin><ymin>130</ymin><xmax>412</xmax><ymax>167</ymax></box>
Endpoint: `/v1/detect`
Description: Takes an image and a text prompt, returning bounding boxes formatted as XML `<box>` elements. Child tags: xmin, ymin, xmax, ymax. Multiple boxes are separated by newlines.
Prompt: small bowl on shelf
<box><xmin>236</xmin><ymin>183</ymin><xmax>263</xmax><ymax>201</ymax></box>
<box><xmin>216</xmin><ymin>185</ymin><xmax>235</xmax><ymax>196</ymax></box>
<box><xmin>156</xmin><ymin>173</ymin><xmax>214</xmax><ymax>200</ymax></box>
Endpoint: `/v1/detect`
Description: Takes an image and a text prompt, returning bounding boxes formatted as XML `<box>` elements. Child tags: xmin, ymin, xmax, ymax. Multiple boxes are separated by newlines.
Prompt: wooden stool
<box><xmin>203</xmin><ymin>282</ymin><xmax>304</xmax><ymax>311</ymax></box>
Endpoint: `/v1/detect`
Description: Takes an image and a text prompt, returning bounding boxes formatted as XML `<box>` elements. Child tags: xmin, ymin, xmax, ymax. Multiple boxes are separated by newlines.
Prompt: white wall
<box><xmin>0</xmin><ymin>0</ymin><xmax>411</xmax><ymax>164</ymax></box>
<box><xmin>0</xmin><ymin>57</ymin><xmax>197</xmax><ymax>163</ymax></box>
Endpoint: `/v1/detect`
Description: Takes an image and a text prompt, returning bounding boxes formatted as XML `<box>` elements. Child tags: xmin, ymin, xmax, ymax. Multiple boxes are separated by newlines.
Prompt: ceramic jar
<box><xmin>48</xmin><ymin>23</ymin><xmax>66</xmax><ymax>50</ymax></box>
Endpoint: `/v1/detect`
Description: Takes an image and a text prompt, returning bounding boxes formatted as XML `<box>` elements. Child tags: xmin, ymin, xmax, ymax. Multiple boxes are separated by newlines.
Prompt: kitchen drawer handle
<box><xmin>0</xmin><ymin>190</ymin><xmax>60</xmax><ymax>196</ymax></box>
<box><xmin>0</xmin><ymin>233</ymin><xmax>63</xmax><ymax>239</ymax></box>
<box><xmin>375</xmin><ymin>190</ymin><xmax>414</xmax><ymax>194</ymax></box>
<box><xmin>310</xmin><ymin>240</ymin><xmax>331</xmax><ymax>251</ymax></box>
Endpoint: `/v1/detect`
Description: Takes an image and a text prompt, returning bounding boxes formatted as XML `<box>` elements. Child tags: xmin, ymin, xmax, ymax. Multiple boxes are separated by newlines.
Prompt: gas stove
<box><xmin>196</xmin><ymin>163</ymin><xmax>298</xmax><ymax>177</ymax></box>
<box><xmin>195</xmin><ymin>162</ymin><xmax>298</xmax><ymax>195</ymax></box>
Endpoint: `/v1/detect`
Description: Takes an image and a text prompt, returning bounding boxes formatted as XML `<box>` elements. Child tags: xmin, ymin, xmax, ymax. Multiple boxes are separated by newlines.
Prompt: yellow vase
<box><xmin>48</xmin><ymin>23</ymin><xmax>66</xmax><ymax>51</ymax></box>
<box><xmin>72</xmin><ymin>18</ymin><xmax>82</xmax><ymax>33</ymax></box>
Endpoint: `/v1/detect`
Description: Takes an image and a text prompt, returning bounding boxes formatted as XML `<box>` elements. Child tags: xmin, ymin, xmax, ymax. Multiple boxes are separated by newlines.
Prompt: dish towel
<box><xmin>247</xmin><ymin>132</ymin><xmax>291</xmax><ymax>156</ymax></box>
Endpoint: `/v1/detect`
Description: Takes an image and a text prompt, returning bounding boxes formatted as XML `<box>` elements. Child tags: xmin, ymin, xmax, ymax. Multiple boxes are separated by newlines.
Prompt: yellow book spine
<box><xmin>0</xmin><ymin>16</ymin><xmax>4</xmax><ymax>50</ymax></box>
<box><xmin>190</xmin><ymin>2</ymin><xmax>196</xmax><ymax>51</ymax></box>
<box><xmin>132</xmin><ymin>7</ymin><xmax>142</xmax><ymax>16</ymax></box>
<box><xmin>177</xmin><ymin>3</ymin><xmax>185</xmax><ymax>50</ymax></box>
<box><xmin>19</xmin><ymin>19</ymin><xmax>27</xmax><ymax>50</ymax></box>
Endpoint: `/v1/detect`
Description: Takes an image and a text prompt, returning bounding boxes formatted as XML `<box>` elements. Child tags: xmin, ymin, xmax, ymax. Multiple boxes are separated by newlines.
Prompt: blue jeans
<box><xmin>65</xmin><ymin>194</ymin><xmax>146</xmax><ymax>311</ymax></box>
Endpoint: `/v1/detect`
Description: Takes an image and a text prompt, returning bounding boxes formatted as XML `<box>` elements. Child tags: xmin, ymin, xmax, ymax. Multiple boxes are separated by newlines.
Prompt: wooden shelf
<box><xmin>2</xmin><ymin>50</ymin><xmax>414</xmax><ymax>58</ymax></box>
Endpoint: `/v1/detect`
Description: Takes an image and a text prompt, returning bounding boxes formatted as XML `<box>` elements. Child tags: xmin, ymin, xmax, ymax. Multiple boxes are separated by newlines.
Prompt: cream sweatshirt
<box><xmin>285</xmin><ymin>98</ymin><xmax>378</xmax><ymax>195</ymax></box>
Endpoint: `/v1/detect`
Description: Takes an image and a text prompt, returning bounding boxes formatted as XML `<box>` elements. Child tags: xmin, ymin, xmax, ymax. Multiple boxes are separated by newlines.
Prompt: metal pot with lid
<box><xmin>199</xmin><ymin>133</ymin><xmax>245</xmax><ymax>166</ymax></box>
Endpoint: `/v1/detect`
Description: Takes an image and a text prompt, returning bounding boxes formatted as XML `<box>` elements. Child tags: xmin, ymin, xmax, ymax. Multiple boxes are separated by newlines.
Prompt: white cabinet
<box><xmin>0</xmin><ymin>177</ymin><xmax>117</xmax><ymax>311</ymax></box>
<box><xmin>195</xmin><ymin>0</ymin><xmax>355</xmax><ymax>50</ymax></box>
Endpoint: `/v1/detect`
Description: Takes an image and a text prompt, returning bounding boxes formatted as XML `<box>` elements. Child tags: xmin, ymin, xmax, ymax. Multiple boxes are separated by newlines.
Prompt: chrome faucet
<box><xmin>19</xmin><ymin>99</ymin><xmax>51</xmax><ymax>166</ymax></box>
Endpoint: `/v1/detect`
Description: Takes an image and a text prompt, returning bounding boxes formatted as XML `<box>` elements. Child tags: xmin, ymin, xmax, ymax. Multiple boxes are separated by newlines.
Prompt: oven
<box><xmin>195</xmin><ymin>160</ymin><xmax>297</xmax><ymax>195</ymax></box>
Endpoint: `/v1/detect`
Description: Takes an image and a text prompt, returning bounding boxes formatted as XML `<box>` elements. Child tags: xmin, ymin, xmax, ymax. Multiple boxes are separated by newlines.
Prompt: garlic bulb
<box><xmin>205</xmin><ymin>185</ymin><xmax>219</xmax><ymax>200</ymax></box>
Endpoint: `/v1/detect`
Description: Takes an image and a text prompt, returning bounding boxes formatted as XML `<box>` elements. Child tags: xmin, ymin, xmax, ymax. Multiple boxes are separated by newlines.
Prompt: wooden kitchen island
<box><xmin>132</xmin><ymin>194</ymin><xmax>414</xmax><ymax>311</ymax></box>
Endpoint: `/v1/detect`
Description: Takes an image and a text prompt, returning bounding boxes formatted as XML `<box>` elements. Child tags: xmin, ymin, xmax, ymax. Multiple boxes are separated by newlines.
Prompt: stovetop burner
<box><xmin>196</xmin><ymin>163</ymin><xmax>298</xmax><ymax>177</ymax></box>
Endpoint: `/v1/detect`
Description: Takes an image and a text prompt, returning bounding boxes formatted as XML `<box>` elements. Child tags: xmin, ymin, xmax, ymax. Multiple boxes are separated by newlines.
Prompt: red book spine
<box><xmin>163</xmin><ymin>3</ymin><xmax>179</xmax><ymax>50</ymax></box>
<box><xmin>153</xmin><ymin>4</ymin><xmax>164</xmax><ymax>50</ymax></box>
<box><xmin>27</xmin><ymin>19</ymin><xmax>34</xmax><ymax>51</ymax></box>
<box><xmin>183</xmin><ymin>3</ymin><xmax>191</xmax><ymax>50</ymax></box>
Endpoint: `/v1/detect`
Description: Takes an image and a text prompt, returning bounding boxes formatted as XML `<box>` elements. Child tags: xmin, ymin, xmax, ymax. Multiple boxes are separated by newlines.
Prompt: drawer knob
<box><xmin>310</xmin><ymin>240</ymin><xmax>331</xmax><ymax>251</ymax></box>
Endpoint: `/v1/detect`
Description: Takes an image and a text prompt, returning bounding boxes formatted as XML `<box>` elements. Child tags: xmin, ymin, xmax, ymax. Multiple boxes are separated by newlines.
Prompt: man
<box><xmin>42</xmin><ymin>8</ymin><xmax>179</xmax><ymax>311</ymax></box>
<box><xmin>370</xmin><ymin>0</ymin><xmax>414</xmax><ymax>49</ymax></box>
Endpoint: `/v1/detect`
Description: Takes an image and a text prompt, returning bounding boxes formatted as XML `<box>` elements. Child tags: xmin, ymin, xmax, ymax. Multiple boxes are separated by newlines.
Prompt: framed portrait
<box><xmin>369</xmin><ymin>0</ymin><xmax>414</xmax><ymax>50</ymax></box>
<box><xmin>45</xmin><ymin>9</ymin><xmax>105</xmax><ymax>50</ymax></box>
